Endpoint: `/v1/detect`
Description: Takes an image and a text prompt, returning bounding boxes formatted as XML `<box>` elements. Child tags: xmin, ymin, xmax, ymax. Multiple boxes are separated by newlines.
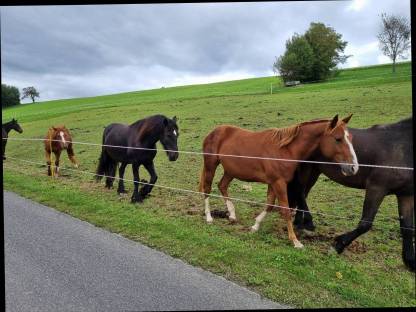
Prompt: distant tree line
<box><xmin>2</xmin><ymin>84</ymin><xmax>21</xmax><ymax>107</ymax></box>
<box><xmin>2</xmin><ymin>84</ymin><xmax>40</xmax><ymax>107</ymax></box>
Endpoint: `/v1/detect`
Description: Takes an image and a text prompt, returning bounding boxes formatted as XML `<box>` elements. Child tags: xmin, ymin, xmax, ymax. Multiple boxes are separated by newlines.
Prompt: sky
<box><xmin>1</xmin><ymin>0</ymin><xmax>412</xmax><ymax>103</ymax></box>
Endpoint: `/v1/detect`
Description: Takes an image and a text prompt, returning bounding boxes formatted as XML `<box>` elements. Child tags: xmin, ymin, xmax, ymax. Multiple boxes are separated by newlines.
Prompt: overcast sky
<box><xmin>1</xmin><ymin>1</ymin><xmax>411</xmax><ymax>103</ymax></box>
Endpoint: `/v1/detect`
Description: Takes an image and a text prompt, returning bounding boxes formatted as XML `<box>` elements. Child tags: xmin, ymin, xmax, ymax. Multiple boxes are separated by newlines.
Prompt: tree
<box><xmin>377</xmin><ymin>13</ymin><xmax>410</xmax><ymax>73</ymax></box>
<box><xmin>21</xmin><ymin>86</ymin><xmax>40</xmax><ymax>103</ymax></box>
<box><xmin>1</xmin><ymin>84</ymin><xmax>21</xmax><ymax>108</ymax></box>
<box><xmin>274</xmin><ymin>22</ymin><xmax>349</xmax><ymax>83</ymax></box>
<box><xmin>273</xmin><ymin>34</ymin><xmax>315</xmax><ymax>82</ymax></box>
<box><xmin>304</xmin><ymin>22</ymin><xmax>349</xmax><ymax>81</ymax></box>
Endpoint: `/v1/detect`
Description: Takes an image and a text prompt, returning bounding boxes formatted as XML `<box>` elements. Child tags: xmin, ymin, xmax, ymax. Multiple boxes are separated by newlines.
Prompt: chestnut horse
<box><xmin>199</xmin><ymin>115</ymin><xmax>359</xmax><ymax>248</ymax></box>
<box><xmin>44</xmin><ymin>125</ymin><xmax>79</xmax><ymax>176</ymax></box>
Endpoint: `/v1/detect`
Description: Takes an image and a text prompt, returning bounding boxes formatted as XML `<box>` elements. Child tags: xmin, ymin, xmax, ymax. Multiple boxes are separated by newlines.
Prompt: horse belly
<box><xmin>219</xmin><ymin>156</ymin><xmax>268</xmax><ymax>183</ymax></box>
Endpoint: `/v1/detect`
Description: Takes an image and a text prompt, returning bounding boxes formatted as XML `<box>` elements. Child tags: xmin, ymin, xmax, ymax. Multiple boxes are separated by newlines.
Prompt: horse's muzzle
<box><xmin>167</xmin><ymin>151</ymin><xmax>179</xmax><ymax>161</ymax></box>
<box><xmin>341</xmin><ymin>163</ymin><xmax>359</xmax><ymax>176</ymax></box>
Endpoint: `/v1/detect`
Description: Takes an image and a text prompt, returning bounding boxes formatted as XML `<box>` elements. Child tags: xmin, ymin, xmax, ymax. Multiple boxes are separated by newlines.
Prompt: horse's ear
<box><xmin>172</xmin><ymin>116</ymin><xmax>178</xmax><ymax>123</ymax></box>
<box><xmin>342</xmin><ymin>114</ymin><xmax>353</xmax><ymax>124</ymax></box>
<box><xmin>328</xmin><ymin>114</ymin><xmax>339</xmax><ymax>130</ymax></box>
<box><xmin>52</xmin><ymin>126</ymin><xmax>58</xmax><ymax>131</ymax></box>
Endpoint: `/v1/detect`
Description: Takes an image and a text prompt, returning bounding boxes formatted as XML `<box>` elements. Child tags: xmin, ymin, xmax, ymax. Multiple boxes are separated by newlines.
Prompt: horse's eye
<box><xmin>335</xmin><ymin>138</ymin><xmax>342</xmax><ymax>143</ymax></box>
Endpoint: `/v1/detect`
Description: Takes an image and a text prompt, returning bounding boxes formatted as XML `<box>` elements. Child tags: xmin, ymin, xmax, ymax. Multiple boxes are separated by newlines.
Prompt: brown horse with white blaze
<box><xmin>44</xmin><ymin>125</ymin><xmax>79</xmax><ymax>176</ymax></box>
<box><xmin>199</xmin><ymin>115</ymin><xmax>359</xmax><ymax>248</ymax></box>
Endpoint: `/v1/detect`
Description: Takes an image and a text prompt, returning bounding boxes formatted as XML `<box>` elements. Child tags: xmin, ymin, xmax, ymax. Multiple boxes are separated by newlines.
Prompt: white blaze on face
<box><xmin>344</xmin><ymin>130</ymin><xmax>359</xmax><ymax>174</ymax></box>
<box><xmin>173</xmin><ymin>129</ymin><xmax>177</xmax><ymax>136</ymax></box>
<box><xmin>59</xmin><ymin>131</ymin><xmax>66</xmax><ymax>145</ymax></box>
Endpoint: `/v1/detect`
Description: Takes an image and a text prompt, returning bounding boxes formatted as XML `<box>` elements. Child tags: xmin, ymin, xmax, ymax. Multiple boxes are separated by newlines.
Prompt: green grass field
<box><xmin>2</xmin><ymin>61</ymin><xmax>414</xmax><ymax>308</ymax></box>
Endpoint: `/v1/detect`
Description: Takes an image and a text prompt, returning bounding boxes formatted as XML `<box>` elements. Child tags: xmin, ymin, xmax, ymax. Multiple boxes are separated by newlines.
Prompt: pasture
<box><xmin>2</xmin><ymin>62</ymin><xmax>414</xmax><ymax>308</ymax></box>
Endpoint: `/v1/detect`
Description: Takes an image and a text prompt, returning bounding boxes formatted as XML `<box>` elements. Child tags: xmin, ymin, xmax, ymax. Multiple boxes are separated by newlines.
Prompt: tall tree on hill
<box><xmin>377</xmin><ymin>13</ymin><xmax>410</xmax><ymax>73</ymax></box>
<box><xmin>274</xmin><ymin>22</ymin><xmax>349</xmax><ymax>83</ymax></box>
<box><xmin>21</xmin><ymin>86</ymin><xmax>40</xmax><ymax>103</ymax></box>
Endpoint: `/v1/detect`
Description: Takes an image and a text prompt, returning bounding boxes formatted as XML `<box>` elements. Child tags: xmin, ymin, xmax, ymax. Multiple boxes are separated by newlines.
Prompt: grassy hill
<box><xmin>2</xmin><ymin>61</ymin><xmax>414</xmax><ymax>308</ymax></box>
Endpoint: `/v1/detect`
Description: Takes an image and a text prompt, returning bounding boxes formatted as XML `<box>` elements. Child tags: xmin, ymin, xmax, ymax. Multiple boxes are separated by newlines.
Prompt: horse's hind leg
<box><xmin>199</xmin><ymin>155</ymin><xmax>220</xmax><ymax>223</ymax></box>
<box><xmin>397</xmin><ymin>195</ymin><xmax>415</xmax><ymax>271</ymax></box>
<box><xmin>251</xmin><ymin>185</ymin><xmax>275</xmax><ymax>232</ymax></box>
<box><xmin>105</xmin><ymin>161</ymin><xmax>117</xmax><ymax>189</ymax></box>
<box><xmin>117</xmin><ymin>162</ymin><xmax>128</xmax><ymax>194</ymax></box>
<box><xmin>66</xmin><ymin>144</ymin><xmax>79</xmax><ymax>168</ymax></box>
<box><xmin>218</xmin><ymin>173</ymin><xmax>236</xmax><ymax>223</ymax></box>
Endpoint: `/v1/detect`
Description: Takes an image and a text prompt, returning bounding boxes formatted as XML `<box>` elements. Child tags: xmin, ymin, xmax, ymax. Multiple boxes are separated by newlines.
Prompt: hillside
<box><xmin>2</xmin><ymin>61</ymin><xmax>414</xmax><ymax>308</ymax></box>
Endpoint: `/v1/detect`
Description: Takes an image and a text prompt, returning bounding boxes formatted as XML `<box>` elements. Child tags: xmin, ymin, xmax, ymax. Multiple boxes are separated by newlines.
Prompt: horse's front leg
<box><xmin>272</xmin><ymin>179</ymin><xmax>303</xmax><ymax>248</ymax></box>
<box><xmin>397</xmin><ymin>195</ymin><xmax>415</xmax><ymax>271</ymax></box>
<box><xmin>334</xmin><ymin>183</ymin><xmax>386</xmax><ymax>254</ymax></box>
<box><xmin>131</xmin><ymin>163</ymin><xmax>143</xmax><ymax>203</ymax></box>
<box><xmin>54</xmin><ymin>151</ymin><xmax>62</xmax><ymax>177</ymax></box>
<box><xmin>2</xmin><ymin>137</ymin><xmax>7</xmax><ymax>160</ymax></box>
<box><xmin>45</xmin><ymin>149</ymin><xmax>52</xmax><ymax>176</ymax></box>
<box><xmin>251</xmin><ymin>185</ymin><xmax>275</xmax><ymax>232</ymax></box>
<box><xmin>139</xmin><ymin>161</ymin><xmax>158</xmax><ymax>198</ymax></box>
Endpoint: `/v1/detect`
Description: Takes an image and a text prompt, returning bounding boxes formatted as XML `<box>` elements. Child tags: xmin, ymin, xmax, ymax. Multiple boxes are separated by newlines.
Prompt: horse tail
<box><xmin>198</xmin><ymin>165</ymin><xmax>206</xmax><ymax>193</ymax></box>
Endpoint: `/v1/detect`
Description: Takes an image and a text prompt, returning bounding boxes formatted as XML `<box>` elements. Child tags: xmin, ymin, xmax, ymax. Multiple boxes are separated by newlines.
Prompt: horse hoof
<box><xmin>293</xmin><ymin>240</ymin><xmax>304</xmax><ymax>248</ymax></box>
<box><xmin>250</xmin><ymin>225</ymin><xmax>258</xmax><ymax>233</ymax></box>
<box><xmin>303</xmin><ymin>223</ymin><xmax>316</xmax><ymax>232</ymax></box>
<box><xmin>228</xmin><ymin>217</ymin><xmax>237</xmax><ymax>224</ymax></box>
<box><xmin>327</xmin><ymin>246</ymin><xmax>337</xmax><ymax>255</ymax></box>
<box><xmin>334</xmin><ymin>238</ymin><xmax>346</xmax><ymax>254</ymax></box>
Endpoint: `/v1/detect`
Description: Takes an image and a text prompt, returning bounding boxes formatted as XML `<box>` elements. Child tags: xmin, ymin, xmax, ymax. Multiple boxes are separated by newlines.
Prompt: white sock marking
<box><xmin>251</xmin><ymin>210</ymin><xmax>267</xmax><ymax>232</ymax></box>
<box><xmin>205</xmin><ymin>198</ymin><xmax>213</xmax><ymax>223</ymax></box>
<box><xmin>226</xmin><ymin>200</ymin><xmax>236</xmax><ymax>220</ymax></box>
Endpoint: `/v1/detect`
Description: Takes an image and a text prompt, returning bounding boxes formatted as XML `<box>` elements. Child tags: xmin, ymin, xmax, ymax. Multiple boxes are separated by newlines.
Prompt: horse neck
<box><xmin>289</xmin><ymin>121</ymin><xmax>328</xmax><ymax>159</ymax></box>
<box><xmin>135</xmin><ymin>122</ymin><xmax>163</xmax><ymax>147</ymax></box>
<box><xmin>3</xmin><ymin>122</ymin><xmax>14</xmax><ymax>133</ymax></box>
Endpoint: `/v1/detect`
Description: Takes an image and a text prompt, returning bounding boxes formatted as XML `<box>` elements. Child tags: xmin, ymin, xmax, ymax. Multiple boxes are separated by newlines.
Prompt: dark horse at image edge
<box><xmin>2</xmin><ymin>118</ymin><xmax>23</xmax><ymax>160</ymax></box>
<box><xmin>289</xmin><ymin>116</ymin><xmax>414</xmax><ymax>271</ymax></box>
<box><xmin>96</xmin><ymin>114</ymin><xmax>179</xmax><ymax>203</ymax></box>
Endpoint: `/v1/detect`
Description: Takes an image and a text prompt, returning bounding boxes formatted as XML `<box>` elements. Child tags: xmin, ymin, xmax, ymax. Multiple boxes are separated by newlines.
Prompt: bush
<box><xmin>2</xmin><ymin>84</ymin><xmax>21</xmax><ymax>108</ymax></box>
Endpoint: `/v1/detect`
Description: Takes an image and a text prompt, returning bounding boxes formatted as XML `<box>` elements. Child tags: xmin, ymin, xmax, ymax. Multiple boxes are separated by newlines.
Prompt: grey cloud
<box><xmin>1</xmin><ymin>1</ymin><xmax>411</xmax><ymax>102</ymax></box>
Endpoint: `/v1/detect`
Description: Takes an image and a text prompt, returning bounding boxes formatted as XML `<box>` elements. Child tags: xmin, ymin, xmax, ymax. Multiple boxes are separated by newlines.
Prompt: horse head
<box><xmin>160</xmin><ymin>116</ymin><xmax>179</xmax><ymax>161</ymax></box>
<box><xmin>11</xmin><ymin>118</ymin><xmax>23</xmax><ymax>133</ymax></box>
<box><xmin>319</xmin><ymin>114</ymin><xmax>359</xmax><ymax>176</ymax></box>
<box><xmin>52</xmin><ymin>125</ymin><xmax>71</xmax><ymax>149</ymax></box>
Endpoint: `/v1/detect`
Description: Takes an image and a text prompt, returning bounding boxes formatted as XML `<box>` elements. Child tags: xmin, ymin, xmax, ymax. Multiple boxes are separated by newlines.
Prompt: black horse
<box><xmin>289</xmin><ymin>116</ymin><xmax>414</xmax><ymax>270</ymax></box>
<box><xmin>2</xmin><ymin>118</ymin><xmax>23</xmax><ymax>160</ymax></box>
<box><xmin>96</xmin><ymin>115</ymin><xmax>179</xmax><ymax>203</ymax></box>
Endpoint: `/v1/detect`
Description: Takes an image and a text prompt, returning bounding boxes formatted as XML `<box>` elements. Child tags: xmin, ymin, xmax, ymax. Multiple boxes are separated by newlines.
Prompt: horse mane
<box><xmin>268</xmin><ymin>119</ymin><xmax>333</xmax><ymax>148</ymax></box>
<box><xmin>269</xmin><ymin>124</ymin><xmax>300</xmax><ymax>147</ymax></box>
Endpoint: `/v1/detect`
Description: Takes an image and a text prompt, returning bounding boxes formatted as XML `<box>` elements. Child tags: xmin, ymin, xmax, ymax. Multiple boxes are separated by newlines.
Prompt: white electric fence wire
<box><xmin>3</xmin><ymin>137</ymin><xmax>414</xmax><ymax>171</ymax></box>
<box><xmin>4</xmin><ymin>156</ymin><xmax>415</xmax><ymax>232</ymax></box>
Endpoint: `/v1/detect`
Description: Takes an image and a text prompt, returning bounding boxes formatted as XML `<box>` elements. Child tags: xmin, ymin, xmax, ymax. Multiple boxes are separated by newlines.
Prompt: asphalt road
<box><xmin>4</xmin><ymin>191</ymin><xmax>287</xmax><ymax>311</ymax></box>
